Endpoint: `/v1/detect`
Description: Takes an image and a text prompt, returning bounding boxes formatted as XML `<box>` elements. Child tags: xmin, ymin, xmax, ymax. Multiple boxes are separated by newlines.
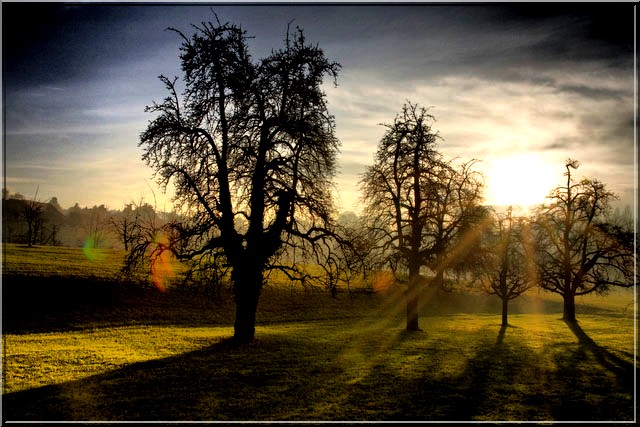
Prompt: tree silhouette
<box><xmin>19</xmin><ymin>190</ymin><xmax>45</xmax><ymax>247</ymax></box>
<box><xmin>360</xmin><ymin>102</ymin><xmax>484</xmax><ymax>331</ymax></box>
<box><xmin>133</xmin><ymin>16</ymin><xmax>341</xmax><ymax>342</ymax></box>
<box><xmin>110</xmin><ymin>203</ymin><xmax>139</xmax><ymax>252</ymax></box>
<box><xmin>110</xmin><ymin>201</ymin><xmax>159</xmax><ymax>252</ymax></box>
<box><xmin>533</xmin><ymin>159</ymin><xmax>635</xmax><ymax>322</ymax></box>
<box><xmin>476</xmin><ymin>207</ymin><xmax>533</xmax><ymax>326</ymax></box>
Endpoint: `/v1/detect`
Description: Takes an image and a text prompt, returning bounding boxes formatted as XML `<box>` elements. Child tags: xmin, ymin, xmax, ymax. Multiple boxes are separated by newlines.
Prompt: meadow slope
<box><xmin>1</xmin><ymin>244</ymin><xmax>636</xmax><ymax>421</ymax></box>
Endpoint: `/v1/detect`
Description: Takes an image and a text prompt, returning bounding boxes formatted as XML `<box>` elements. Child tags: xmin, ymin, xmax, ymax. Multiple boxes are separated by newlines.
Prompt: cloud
<box><xmin>3</xmin><ymin>4</ymin><xmax>634</xmax><ymax>213</ymax></box>
<box><xmin>326</xmin><ymin>60</ymin><xmax>634</xmax><ymax>211</ymax></box>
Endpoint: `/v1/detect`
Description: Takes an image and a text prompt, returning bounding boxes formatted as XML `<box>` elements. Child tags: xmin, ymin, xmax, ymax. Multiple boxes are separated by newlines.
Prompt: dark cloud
<box><xmin>485</xmin><ymin>4</ymin><xmax>634</xmax><ymax>49</ymax></box>
<box><xmin>339</xmin><ymin>4</ymin><xmax>634</xmax><ymax>87</ymax></box>
<box><xmin>555</xmin><ymin>83</ymin><xmax>630</xmax><ymax>101</ymax></box>
<box><xmin>4</xmin><ymin>4</ymin><xmax>633</xmax><ymax>89</ymax></box>
<box><xmin>3</xmin><ymin>4</ymin><xmax>176</xmax><ymax>87</ymax></box>
<box><xmin>542</xmin><ymin>138</ymin><xmax>579</xmax><ymax>152</ymax></box>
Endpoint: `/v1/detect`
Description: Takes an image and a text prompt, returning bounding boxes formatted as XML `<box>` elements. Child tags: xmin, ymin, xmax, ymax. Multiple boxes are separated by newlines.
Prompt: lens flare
<box><xmin>149</xmin><ymin>232</ymin><xmax>178</xmax><ymax>292</ymax></box>
<box><xmin>372</xmin><ymin>271</ymin><xmax>395</xmax><ymax>293</ymax></box>
<box><xmin>82</xmin><ymin>237</ymin><xmax>106</xmax><ymax>262</ymax></box>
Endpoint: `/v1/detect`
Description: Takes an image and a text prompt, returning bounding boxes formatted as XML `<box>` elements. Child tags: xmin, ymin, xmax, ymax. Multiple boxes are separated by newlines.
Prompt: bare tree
<box><xmin>110</xmin><ymin>203</ymin><xmax>137</xmax><ymax>251</ymax></box>
<box><xmin>85</xmin><ymin>205</ymin><xmax>109</xmax><ymax>249</ymax></box>
<box><xmin>360</xmin><ymin>102</ymin><xmax>485</xmax><ymax>331</ymax></box>
<box><xmin>423</xmin><ymin>158</ymin><xmax>486</xmax><ymax>291</ymax></box>
<box><xmin>476</xmin><ymin>207</ymin><xmax>533</xmax><ymax>326</ymax></box>
<box><xmin>333</xmin><ymin>212</ymin><xmax>378</xmax><ymax>294</ymax></box>
<box><xmin>20</xmin><ymin>189</ymin><xmax>45</xmax><ymax>247</ymax></box>
<box><xmin>533</xmin><ymin>159</ymin><xmax>635</xmax><ymax>322</ymax></box>
<box><xmin>130</xmin><ymin>16</ymin><xmax>341</xmax><ymax>342</ymax></box>
<box><xmin>110</xmin><ymin>201</ymin><xmax>157</xmax><ymax>252</ymax></box>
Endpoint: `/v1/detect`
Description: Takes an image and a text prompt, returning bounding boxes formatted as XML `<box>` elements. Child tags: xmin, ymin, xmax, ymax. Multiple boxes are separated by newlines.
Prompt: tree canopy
<box><xmin>134</xmin><ymin>16</ymin><xmax>342</xmax><ymax>342</ymax></box>
<box><xmin>533</xmin><ymin>159</ymin><xmax>635</xmax><ymax>322</ymax></box>
<box><xmin>360</xmin><ymin>102</ymin><xmax>485</xmax><ymax>331</ymax></box>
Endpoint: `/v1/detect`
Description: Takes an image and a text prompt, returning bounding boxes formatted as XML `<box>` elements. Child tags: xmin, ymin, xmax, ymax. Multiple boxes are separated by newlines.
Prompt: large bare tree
<box><xmin>360</xmin><ymin>102</ymin><xmax>484</xmax><ymax>331</ymax></box>
<box><xmin>533</xmin><ymin>159</ymin><xmax>635</xmax><ymax>322</ymax></box>
<box><xmin>133</xmin><ymin>17</ymin><xmax>341</xmax><ymax>342</ymax></box>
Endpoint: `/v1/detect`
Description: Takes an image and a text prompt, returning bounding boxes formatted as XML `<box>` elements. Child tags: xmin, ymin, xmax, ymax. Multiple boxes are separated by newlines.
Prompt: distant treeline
<box><xmin>1</xmin><ymin>190</ymin><xmax>169</xmax><ymax>249</ymax></box>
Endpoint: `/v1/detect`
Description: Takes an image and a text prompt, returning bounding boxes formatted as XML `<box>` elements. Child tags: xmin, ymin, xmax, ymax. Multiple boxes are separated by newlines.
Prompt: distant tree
<box><xmin>334</xmin><ymin>212</ymin><xmax>377</xmax><ymax>293</ymax></box>
<box><xmin>533</xmin><ymin>159</ymin><xmax>635</xmax><ymax>322</ymax></box>
<box><xmin>20</xmin><ymin>190</ymin><xmax>45</xmax><ymax>247</ymax></box>
<box><xmin>49</xmin><ymin>223</ymin><xmax>60</xmax><ymax>246</ymax></box>
<box><xmin>360</xmin><ymin>102</ymin><xmax>485</xmax><ymax>331</ymax></box>
<box><xmin>85</xmin><ymin>205</ymin><xmax>109</xmax><ymax>248</ymax></box>
<box><xmin>110</xmin><ymin>203</ymin><xmax>142</xmax><ymax>251</ymax></box>
<box><xmin>422</xmin><ymin>159</ymin><xmax>486</xmax><ymax>291</ymax></box>
<box><xmin>130</xmin><ymin>16</ymin><xmax>341</xmax><ymax>342</ymax></box>
<box><xmin>49</xmin><ymin>197</ymin><xmax>64</xmax><ymax>214</ymax></box>
<box><xmin>476</xmin><ymin>207</ymin><xmax>533</xmax><ymax>326</ymax></box>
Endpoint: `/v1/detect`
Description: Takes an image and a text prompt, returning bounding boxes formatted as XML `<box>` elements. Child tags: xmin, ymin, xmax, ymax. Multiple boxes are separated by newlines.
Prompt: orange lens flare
<box><xmin>371</xmin><ymin>271</ymin><xmax>395</xmax><ymax>293</ymax></box>
<box><xmin>149</xmin><ymin>232</ymin><xmax>178</xmax><ymax>292</ymax></box>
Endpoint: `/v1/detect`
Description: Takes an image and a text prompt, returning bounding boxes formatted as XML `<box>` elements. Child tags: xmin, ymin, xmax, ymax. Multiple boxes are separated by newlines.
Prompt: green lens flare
<box><xmin>83</xmin><ymin>237</ymin><xmax>106</xmax><ymax>262</ymax></box>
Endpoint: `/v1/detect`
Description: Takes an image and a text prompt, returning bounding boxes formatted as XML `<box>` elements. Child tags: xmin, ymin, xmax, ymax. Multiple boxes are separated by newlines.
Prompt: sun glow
<box><xmin>485</xmin><ymin>154</ymin><xmax>558</xmax><ymax>210</ymax></box>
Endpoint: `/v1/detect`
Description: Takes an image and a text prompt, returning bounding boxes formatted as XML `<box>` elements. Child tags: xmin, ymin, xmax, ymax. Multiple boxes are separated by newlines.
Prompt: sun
<box><xmin>485</xmin><ymin>154</ymin><xmax>558</xmax><ymax>210</ymax></box>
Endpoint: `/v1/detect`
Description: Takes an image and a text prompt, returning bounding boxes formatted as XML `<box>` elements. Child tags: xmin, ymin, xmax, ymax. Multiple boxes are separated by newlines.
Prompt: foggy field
<box><xmin>1</xmin><ymin>244</ymin><xmax>636</xmax><ymax>421</ymax></box>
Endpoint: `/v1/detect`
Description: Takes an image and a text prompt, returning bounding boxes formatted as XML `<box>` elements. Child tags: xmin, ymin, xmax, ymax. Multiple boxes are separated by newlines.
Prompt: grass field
<box><xmin>1</xmin><ymin>243</ymin><xmax>637</xmax><ymax>421</ymax></box>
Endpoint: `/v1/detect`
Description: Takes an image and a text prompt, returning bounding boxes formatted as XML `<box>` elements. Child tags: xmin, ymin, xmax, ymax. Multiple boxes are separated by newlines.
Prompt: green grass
<box><xmin>1</xmin><ymin>243</ymin><xmax>637</xmax><ymax>421</ymax></box>
<box><xmin>3</xmin><ymin>314</ymin><xmax>635</xmax><ymax>421</ymax></box>
<box><xmin>2</xmin><ymin>244</ymin><xmax>127</xmax><ymax>279</ymax></box>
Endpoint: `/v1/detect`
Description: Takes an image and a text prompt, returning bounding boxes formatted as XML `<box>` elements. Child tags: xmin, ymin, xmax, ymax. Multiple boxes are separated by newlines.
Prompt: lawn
<box><xmin>1</xmin><ymin>244</ymin><xmax>637</xmax><ymax>421</ymax></box>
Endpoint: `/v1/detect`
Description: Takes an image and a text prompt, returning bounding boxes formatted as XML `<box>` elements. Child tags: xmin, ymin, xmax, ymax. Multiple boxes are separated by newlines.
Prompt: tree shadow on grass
<box><xmin>3</xmin><ymin>322</ymin><xmax>635</xmax><ymax>422</ymax></box>
<box><xmin>3</xmin><ymin>325</ymin><xmax>531</xmax><ymax>422</ymax></box>
<box><xmin>342</xmin><ymin>324</ymin><xmax>634</xmax><ymax>421</ymax></box>
<box><xmin>2</xmin><ymin>335</ymin><xmax>345</xmax><ymax>422</ymax></box>
<box><xmin>380</xmin><ymin>325</ymin><xmax>556</xmax><ymax>420</ymax></box>
<box><xmin>547</xmin><ymin>320</ymin><xmax>636</xmax><ymax>421</ymax></box>
<box><xmin>565</xmin><ymin>320</ymin><xmax>635</xmax><ymax>389</ymax></box>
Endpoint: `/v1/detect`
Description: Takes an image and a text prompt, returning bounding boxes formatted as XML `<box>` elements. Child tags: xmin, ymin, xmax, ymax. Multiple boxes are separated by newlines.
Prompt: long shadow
<box><xmin>351</xmin><ymin>326</ymin><xmax>551</xmax><ymax>420</ymax></box>
<box><xmin>349</xmin><ymin>323</ymin><xmax>634</xmax><ymax>421</ymax></box>
<box><xmin>2</xmin><ymin>335</ymin><xmax>343</xmax><ymax>421</ymax></box>
<box><xmin>3</xmin><ymin>321</ymin><xmax>635</xmax><ymax>422</ymax></box>
<box><xmin>564</xmin><ymin>320</ymin><xmax>636</xmax><ymax>391</ymax></box>
<box><xmin>496</xmin><ymin>324</ymin><xmax>508</xmax><ymax>345</ymax></box>
<box><xmin>544</xmin><ymin>320</ymin><xmax>636</xmax><ymax>421</ymax></box>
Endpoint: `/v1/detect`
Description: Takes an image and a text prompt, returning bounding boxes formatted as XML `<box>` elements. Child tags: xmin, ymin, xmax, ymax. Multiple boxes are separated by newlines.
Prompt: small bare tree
<box><xmin>110</xmin><ymin>203</ymin><xmax>139</xmax><ymax>252</ymax></box>
<box><xmin>20</xmin><ymin>189</ymin><xmax>45</xmax><ymax>247</ymax></box>
<box><xmin>476</xmin><ymin>207</ymin><xmax>533</xmax><ymax>326</ymax></box>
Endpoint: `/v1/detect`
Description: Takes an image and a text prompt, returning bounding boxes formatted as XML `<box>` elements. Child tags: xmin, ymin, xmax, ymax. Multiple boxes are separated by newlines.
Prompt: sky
<box><xmin>2</xmin><ymin>2</ymin><xmax>637</xmax><ymax>216</ymax></box>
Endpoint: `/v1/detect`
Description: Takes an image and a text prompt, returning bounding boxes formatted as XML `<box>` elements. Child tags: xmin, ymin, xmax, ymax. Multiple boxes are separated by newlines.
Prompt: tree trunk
<box><xmin>232</xmin><ymin>262</ymin><xmax>263</xmax><ymax>343</ymax></box>
<box><xmin>501</xmin><ymin>297</ymin><xmax>509</xmax><ymax>327</ymax></box>
<box><xmin>562</xmin><ymin>292</ymin><xmax>576</xmax><ymax>323</ymax></box>
<box><xmin>432</xmin><ymin>268</ymin><xmax>444</xmax><ymax>290</ymax></box>
<box><xmin>406</xmin><ymin>265</ymin><xmax>421</xmax><ymax>331</ymax></box>
<box><xmin>26</xmin><ymin>220</ymin><xmax>33</xmax><ymax>247</ymax></box>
